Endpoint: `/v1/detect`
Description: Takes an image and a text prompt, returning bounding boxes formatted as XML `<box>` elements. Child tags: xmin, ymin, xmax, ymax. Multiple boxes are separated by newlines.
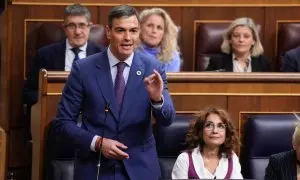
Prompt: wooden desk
<box><xmin>31</xmin><ymin>71</ymin><xmax>300</xmax><ymax>180</ymax></box>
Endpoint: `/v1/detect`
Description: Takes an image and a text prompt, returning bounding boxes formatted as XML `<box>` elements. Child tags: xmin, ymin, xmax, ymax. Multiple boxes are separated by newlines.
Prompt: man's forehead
<box><xmin>111</xmin><ymin>16</ymin><xmax>139</xmax><ymax>28</ymax></box>
<box><xmin>65</xmin><ymin>15</ymin><xmax>88</xmax><ymax>23</ymax></box>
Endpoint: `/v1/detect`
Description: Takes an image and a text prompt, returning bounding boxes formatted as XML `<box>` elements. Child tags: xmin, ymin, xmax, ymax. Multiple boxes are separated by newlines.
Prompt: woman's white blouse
<box><xmin>171</xmin><ymin>147</ymin><xmax>243</xmax><ymax>179</ymax></box>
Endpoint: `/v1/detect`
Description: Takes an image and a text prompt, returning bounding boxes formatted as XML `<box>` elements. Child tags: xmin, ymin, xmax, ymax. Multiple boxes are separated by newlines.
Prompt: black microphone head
<box><xmin>216</xmin><ymin>69</ymin><xmax>226</xmax><ymax>72</ymax></box>
<box><xmin>105</xmin><ymin>101</ymin><xmax>111</xmax><ymax>112</ymax></box>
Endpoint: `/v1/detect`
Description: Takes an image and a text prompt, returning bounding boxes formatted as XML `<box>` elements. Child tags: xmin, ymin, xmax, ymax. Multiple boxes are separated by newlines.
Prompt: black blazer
<box><xmin>205</xmin><ymin>53</ymin><xmax>272</xmax><ymax>72</ymax></box>
<box><xmin>281</xmin><ymin>47</ymin><xmax>300</xmax><ymax>72</ymax></box>
<box><xmin>265</xmin><ymin>150</ymin><xmax>297</xmax><ymax>180</ymax></box>
<box><xmin>23</xmin><ymin>40</ymin><xmax>103</xmax><ymax>105</ymax></box>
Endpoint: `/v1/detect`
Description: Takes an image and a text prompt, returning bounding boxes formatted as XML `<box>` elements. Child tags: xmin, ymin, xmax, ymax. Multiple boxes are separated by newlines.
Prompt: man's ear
<box><xmin>106</xmin><ymin>25</ymin><xmax>111</xmax><ymax>40</ymax></box>
<box><xmin>62</xmin><ymin>23</ymin><xmax>68</xmax><ymax>34</ymax></box>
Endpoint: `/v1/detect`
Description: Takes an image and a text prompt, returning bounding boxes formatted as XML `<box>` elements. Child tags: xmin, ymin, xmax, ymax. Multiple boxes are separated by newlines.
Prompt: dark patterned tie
<box><xmin>115</xmin><ymin>62</ymin><xmax>126</xmax><ymax>108</ymax></box>
<box><xmin>71</xmin><ymin>47</ymin><xmax>80</xmax><ymax>62</ymax></box>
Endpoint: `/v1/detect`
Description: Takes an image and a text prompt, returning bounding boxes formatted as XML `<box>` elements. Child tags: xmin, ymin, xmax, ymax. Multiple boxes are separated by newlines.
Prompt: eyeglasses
<box><xmin>204</xmin><ymin>122</ymin><xmax>226</xmax><ymax>131</ymax></box>
<box><xmin>64</xmin><ymin>23</ymin><xmax>90</xmax><ymax>31</ymax></box>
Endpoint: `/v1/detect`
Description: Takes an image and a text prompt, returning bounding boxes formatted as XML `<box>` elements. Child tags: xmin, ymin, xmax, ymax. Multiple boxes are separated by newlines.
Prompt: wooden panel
<box><xmin>10</xmin><ymin>0</ymin><xmax>300</xmax><ymax>6</ymax></box>
<box><xmin>8</xmin><ymin>128</ymin><xmax>31</xmax><ymax>167</ymax></box>
<box><xmin>172</xmin><ymin>95</ymin><xmax>227</xmax><ymax>113</ymax></box>
<box><xmin>0</xmin><ymin>8</ymin><xmax>10</xmax><ymax>131</ymax></box>
<box><xmin>229</xmin><ymin>96</ymin><xmax>300</xmax><ymax>131</ymax></box>
<box><xmin>0</xmin><ymin>127</ymin><xmax>7</xmax><ymax>180</ymax></box>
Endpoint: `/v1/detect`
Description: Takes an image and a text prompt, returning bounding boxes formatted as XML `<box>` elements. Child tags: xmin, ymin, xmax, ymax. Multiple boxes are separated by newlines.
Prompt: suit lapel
<box><xmin>224</xmin><ymin>54</ymin><xmax>233</xmax><ymax>72</ymax></box>
<box><xmin>251</xmin><ymin>56</ymin><xmax>261</xmax><ymax>72</ymax></box>
<box><xmin>53</xmin><ymin>41</ymin><xmax>66</xmax><ymax>70</ymax></box>
<box><xmin>120</xmin><ymin>52</ymin><xmax>145</xmax><ymax>120</ymax></box>
<box><xmin>95</xmin><ymin>51</ymin><xmax>119</xmax><ymax>121</ymax></box>
<box><xmin>86</xmin><ymin>42</ymin><xmax>96</xmax><ymax>56</ymax></box>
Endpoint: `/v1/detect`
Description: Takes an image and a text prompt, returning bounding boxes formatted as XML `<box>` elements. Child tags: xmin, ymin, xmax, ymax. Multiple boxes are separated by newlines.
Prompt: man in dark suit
<box><xmin>51</xmin><ymin>4</ymin><xmax>175</xmax><ymax>180</ymax></box>
<box><xmin>265</xmin><ymin>124</ymin><xmax>300</xmax><ymax>180</ymax></box>
<box><xmin>23</xmin><ymin>4</ymin><xmax>102</xmax><ymax>180</ymax></box>
<box><xmin>24</xmin><ymin>3</ymin><xmax>102</xmax><ymax>106</ymax></box>
<box><xmin>281</xmin><ymin>47</ymin><xmax>300</xmax><ymax>72</ymax></box>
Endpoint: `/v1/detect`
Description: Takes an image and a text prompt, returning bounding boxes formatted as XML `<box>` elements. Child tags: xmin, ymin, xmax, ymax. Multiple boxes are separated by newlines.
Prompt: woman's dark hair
<box><xmin>186</xmin><ymin>107</ymin><xmax>239</xmax><ymax>158</ymax></box>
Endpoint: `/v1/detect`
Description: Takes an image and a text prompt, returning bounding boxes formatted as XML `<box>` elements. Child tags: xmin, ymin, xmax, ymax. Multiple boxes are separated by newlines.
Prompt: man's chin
<box><xmin>71</xmin><ymin>40</ymin><xmax>86</xmax><ymax>47</ymax></box>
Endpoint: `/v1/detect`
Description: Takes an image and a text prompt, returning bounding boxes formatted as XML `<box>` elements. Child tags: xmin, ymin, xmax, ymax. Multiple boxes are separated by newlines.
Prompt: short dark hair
<box><xmin>64</xmin><ymin>3</ymin><xmax>91</xmax><ymax>23</ymax></box>
<box><xmin>108</xmin><ymin>5</ymin><xmax>139</xmax><ymax>28</ymax></box>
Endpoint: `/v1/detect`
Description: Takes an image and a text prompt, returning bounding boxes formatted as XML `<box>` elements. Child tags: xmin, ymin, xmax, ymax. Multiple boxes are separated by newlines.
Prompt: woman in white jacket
<box><xmin>172</xmin><ymin>107</ymin><xmax>243</xmax><ymax>179</ymax></box>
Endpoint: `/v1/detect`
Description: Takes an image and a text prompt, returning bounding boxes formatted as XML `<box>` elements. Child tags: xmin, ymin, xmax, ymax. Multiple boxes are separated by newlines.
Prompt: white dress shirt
<box><xmin>107</xmin><ymin>46</ymin><xmax>133</xmax><ymax>85</ymax></box>
<box><xmin>232</xmin><ymin>53</ymin><xmax>252</xmax><ymax>72</ymax></box>
<box><xmin>172</xmin><ymin>147</ymin><xmax>243</xmax><ymax>179</ymax></box>
<box><xmin>65</xmin><ymin>39</ymin><xmax>87</xmax><ymax>71</ymax></box>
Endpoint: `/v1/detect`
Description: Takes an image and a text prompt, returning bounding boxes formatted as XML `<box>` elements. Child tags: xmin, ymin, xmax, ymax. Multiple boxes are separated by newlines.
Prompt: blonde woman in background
<box><xmin>139</xmin><ymin>8</ymin><xmax>181</xmax><ymax>72</ymax></box>
<box><xmin>206</xmin><ymin>17</ymin><xmax>271</xmax><ymax>72</ymax></box>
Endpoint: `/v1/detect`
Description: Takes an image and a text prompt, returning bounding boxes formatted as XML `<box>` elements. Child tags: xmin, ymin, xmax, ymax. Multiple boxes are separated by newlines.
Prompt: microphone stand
<box><xmin>96</xmin><ymin>103</ymin><xmax>110</xmax><ymax>180</ymax></box>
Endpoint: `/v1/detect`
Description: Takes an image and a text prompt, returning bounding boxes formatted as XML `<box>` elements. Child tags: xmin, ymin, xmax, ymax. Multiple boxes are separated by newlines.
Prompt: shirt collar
<box><xmin>66</xmin><ymin>38</ymin><xmax>87</xmax><ymax>52</ymax></box>
<box><xmin>107</xmin><ymin>46</ymin><xmax>133</xmax><ymax>68</ymax></box>
<box><xmin>232</xmin><ymin>53</ymin><xmax>251</xmax><ymax>62</ymax></box>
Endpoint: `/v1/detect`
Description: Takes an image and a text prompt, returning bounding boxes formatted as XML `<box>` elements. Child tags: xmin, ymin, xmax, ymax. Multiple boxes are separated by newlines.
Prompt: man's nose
<box><xmin>124</xmin><ymin>31</ymin><xmax>131</xmax><ymax>40</ymax></box>
<box><xmin>74</xmin><ymin>27</ymin><xmax>81</xmax><ymax>34</ymax></box>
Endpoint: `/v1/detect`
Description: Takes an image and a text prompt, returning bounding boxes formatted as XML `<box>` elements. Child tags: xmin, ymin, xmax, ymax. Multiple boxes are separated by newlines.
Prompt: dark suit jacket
<box><xmin>51</xmin><ymin>49</ymin><xmax>176</xmax><ymax>180</ymax></box>
<box><xmin>265</xmin><ymin>150</ymin><xmax>297</xmax><ymax>180</ymax></box>
<box><xmin>23</xmin><ymin>40</ymin><xmax>102</xmax><ymax>105</ymax></box>
<box><xmin>205</xmin><ymin>53</ymin><xmax>272</xmax><ymax>72</ymax></box>
<box><xmin>281</xmin><ymin>47</ymin><xmax>300</xmax><ymax>72</ymax></box>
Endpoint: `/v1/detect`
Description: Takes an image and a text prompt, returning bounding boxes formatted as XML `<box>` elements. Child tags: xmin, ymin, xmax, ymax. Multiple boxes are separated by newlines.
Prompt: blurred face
<box><xmin>106</xmin><ymin>15</ymin><xmax>140</xmax><ymax>61</ymax></box>
<box><xmin>203</xmin><ymin>113</ymin><xmax>226</xmax><ymax>148</ymax></box>
<box><xmin>141</xmin><ymin>14</ymin><xmax>165</xmax><ymax>47</ymax></box>
<box><xmin>63</xmin><ymin>15</ymin><xmax>91</xmax><ymax>47</ymax></box>
<box><xmin>230</xmin><ymin>25</ymin><xmax>255</xmax><ymax>56</ymax></box>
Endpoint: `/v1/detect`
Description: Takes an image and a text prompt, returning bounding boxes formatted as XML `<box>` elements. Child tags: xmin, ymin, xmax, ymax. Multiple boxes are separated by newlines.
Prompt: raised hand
<box><xmin>144</xmin><ymin>69</ymin><xmax>163</xmax><ymax>101</ymax></box>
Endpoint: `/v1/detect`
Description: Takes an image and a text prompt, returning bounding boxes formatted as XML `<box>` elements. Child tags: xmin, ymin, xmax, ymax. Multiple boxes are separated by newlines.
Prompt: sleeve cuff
<box><xmin>90</xmin><ymin>135</ymin><xmax>100</xmax><ymax>152</ymax></box>
<box><xmin>151</xmin><ymin>95</ymin><xmax>164</xmax><ymax>110</ymax></box>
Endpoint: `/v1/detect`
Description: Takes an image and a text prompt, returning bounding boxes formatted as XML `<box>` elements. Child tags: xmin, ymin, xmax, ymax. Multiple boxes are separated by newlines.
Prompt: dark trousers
<box><xmin>99</xmin><ymin>161</ymin><xmax>130</xmax><ymax>180</ymax></box>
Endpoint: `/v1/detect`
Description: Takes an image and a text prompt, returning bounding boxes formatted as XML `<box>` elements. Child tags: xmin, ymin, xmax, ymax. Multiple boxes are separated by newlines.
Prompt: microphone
<box><xmin>206</xmin><ymin>69</ymin><xmax>226</xmax><ymax>72</ymax></box>
<box><xmin>293</xmin><ymin>111</ymin><xmax>300</xmax><ymax>121</ymax></box>
<box><xmin>96</xmin><ymin>102</ymin><xmax>110</xmax><ymax>180</ymax></box>
<box><xmin>215</xmin><ymin>69</ymin><xmax>226</xmax><ymax>72</ymax></box>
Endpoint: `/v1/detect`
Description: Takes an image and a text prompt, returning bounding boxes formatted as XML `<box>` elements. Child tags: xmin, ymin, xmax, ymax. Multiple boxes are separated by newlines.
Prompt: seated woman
<box><xmin>172</xmin><ymin>107</ymin><xmax>243</xmax><ymax>179</ymax></box>
<box><xmin>265</xmin><ymin>122</ymin><xmax>300</xmax><ymax>179</ymax></box>
<box><xmin>206</xmin><ymin>17</ymin><xmax>271</xmax><ymax>72</ymax></box>
<box><xmin>139</xmin><ymin>8</ymin><xmax>181</xmax><ymax>72</ymax></box>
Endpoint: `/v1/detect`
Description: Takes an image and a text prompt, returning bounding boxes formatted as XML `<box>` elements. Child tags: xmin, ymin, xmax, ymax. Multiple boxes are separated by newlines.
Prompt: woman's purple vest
<box><xmin>186</xmin><ymin>151</ymin><xmax>233</xmax><ymax>179</ymax></box>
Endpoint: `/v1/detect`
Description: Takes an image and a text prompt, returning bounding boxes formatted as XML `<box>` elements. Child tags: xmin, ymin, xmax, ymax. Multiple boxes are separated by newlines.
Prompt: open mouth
<box><xmin>121</xmin><ymin>44</ymin><xmax>133</xmax><ymax>50</ymax></box>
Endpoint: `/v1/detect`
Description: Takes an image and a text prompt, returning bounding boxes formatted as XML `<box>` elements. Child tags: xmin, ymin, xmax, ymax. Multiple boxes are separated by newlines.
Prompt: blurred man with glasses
<box><xmin>24</xmin><ymin>4</ymin><xmax>103</xmax><ymax>180</ymax></box>
<box><xmin>25</xmin><ymin>3</ymin><xmax>103</xmax><ymax>106</ymax></box>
